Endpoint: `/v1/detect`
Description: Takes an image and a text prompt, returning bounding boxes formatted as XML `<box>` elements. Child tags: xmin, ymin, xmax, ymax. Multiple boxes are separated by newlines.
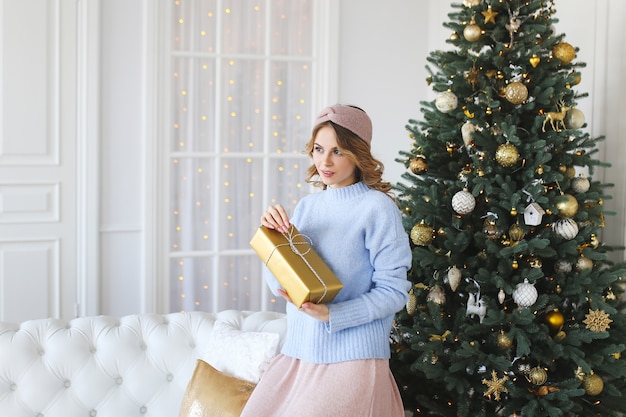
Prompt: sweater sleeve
<box><xmin>326</xmin><ymin>201</ymin><xmax>412</xmax><ymax>334</ymax></box>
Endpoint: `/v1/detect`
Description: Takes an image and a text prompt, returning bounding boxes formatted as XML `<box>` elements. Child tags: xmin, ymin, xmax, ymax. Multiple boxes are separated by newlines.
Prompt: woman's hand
<box><xmin>277</xmin><ymin>289</ymin><xmax>329</xmax><ymax>323</ymax></box>
<box><xmin>261</xmin><ymin>204</ymin><xmax>290</xmax><ymax>233</ymax></box>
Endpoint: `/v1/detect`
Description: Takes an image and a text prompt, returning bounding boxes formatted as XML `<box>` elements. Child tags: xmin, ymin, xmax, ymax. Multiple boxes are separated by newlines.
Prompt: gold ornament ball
<box><xmin>528</xmin><ymin>366</ymin><xmax>548</xmax><ymax>385</ymax></box>
<box><xmin>411</xmin><ymin>222</ymin><xmax>434</xmax><ymax>246</ymax></box>
<box><xmin>410</xmin><ymin>156</ymin><xmax>429</xmax><ymax>174</ymax></box>
<box><xmin>545</xmin><ymin>309</ymin><xmax>565</xmax><ymax>332</ymax></box>
<box><xmin>553</xmin><ymin>42</ymin><xmax>576</xmax><ymax>65</ymax></box>
<box><xmin>582</xmin><ymin>373</ymin><xmax>604</xmax><ymax>396</ymax></box>
<box><xmin>555</xmin><ymin>194</ymin><xmax>578</xmax><ymax>218</ymax></box>
<box><xmin>463</xmin><ymin>22</ymin><xmax>482</xmax><ymax>42</ymax></box>
<box><xmin>504</xmin><ymin>81</ymin><xmax>529</xmax><ymax>105</ymax></box>
<box><xmin>575</xmin><ymin>256</ymin><xmax>593</xmax><ymax>271</ymax></box>
<box><xmin>495</xmin><ymin>143</ymin><xmax>519</xmax><ymax>167</ymax></box>
<box><xmin>497</xmin><ymin>331</ymin><xmax>513</xmax><ymax>349</ymax></box>
<box><xmin>565</xmin><ymin>108</ymin><xmax>585</xmax><ymax>129</ymax></box>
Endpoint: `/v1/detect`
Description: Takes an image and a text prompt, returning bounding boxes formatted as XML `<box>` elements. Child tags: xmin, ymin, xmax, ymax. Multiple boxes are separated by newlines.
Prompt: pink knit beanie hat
<box><xmin>314</xmin><ymin>104</ymin><xmax>373</xmax><ymax>146</ymax></box>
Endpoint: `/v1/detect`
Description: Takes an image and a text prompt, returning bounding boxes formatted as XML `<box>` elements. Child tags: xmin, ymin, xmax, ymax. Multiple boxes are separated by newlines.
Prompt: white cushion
<box><xmin>203</xmin><ymin>320</ymin><xmax>280</xmax><ymax>384</ymax></box>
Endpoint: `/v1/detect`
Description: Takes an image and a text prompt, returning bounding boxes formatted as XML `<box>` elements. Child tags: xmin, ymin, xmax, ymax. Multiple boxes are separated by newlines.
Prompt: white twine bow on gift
<box><xmin>264</xmin><ymin>226</ymin><xmax>329</xmax><ymax>304</ymax></box>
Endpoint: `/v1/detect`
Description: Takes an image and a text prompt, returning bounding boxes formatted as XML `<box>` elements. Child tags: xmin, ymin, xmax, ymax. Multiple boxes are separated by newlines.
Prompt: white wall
<box><xmin>337</xmin><ymin>0</ymin><xmax>427</xmax><ymax>185</ymax></box>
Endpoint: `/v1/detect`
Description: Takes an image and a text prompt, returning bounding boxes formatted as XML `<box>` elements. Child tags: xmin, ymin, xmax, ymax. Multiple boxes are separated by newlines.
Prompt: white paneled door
<box><xmin>0</xmin><ymin>0</ymin><xmax>81</xmax><ymax>322</ymax></box>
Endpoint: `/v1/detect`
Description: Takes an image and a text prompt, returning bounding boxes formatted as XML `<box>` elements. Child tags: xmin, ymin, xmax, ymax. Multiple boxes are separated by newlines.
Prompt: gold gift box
<box><xmin>250</xmin><ymin>225</ymin><xmax>343</xmax><ymax>308</ymax></box>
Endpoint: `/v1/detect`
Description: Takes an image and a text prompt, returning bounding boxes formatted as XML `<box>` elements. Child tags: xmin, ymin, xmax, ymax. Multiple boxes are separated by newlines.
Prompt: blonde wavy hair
<box><xmin>304</xmin><ymin>122</ymin><xmax>393</xmax><ymax>198</ymax></box>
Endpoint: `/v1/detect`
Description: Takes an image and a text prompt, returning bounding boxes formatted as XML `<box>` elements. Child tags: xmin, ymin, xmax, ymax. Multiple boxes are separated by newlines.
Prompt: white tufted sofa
<box><xmin>0</xmin><ymin>310</ymin><xmax>287</xmax><ymax>417</ymax></box>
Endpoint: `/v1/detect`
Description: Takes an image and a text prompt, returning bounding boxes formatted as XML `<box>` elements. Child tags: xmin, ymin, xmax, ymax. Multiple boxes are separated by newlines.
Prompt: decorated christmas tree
<box><xmin>390</xmin><ymin>1</ymin><xmax>626</xmax><ymax>416</ymax></box>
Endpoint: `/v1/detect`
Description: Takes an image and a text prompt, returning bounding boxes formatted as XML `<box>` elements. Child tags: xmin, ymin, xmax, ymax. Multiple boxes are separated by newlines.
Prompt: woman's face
<box><xmin>312</xmin><ymin>125</ymin><xmax>356</xmax><ymax>188</ymax></box>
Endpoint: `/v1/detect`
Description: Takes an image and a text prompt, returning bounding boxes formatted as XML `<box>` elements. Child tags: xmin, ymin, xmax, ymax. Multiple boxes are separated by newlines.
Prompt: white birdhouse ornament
<box><xmin>524</xmin><ymin>202</ymin><xmax>545</xmax><ymax>226</ymax></box>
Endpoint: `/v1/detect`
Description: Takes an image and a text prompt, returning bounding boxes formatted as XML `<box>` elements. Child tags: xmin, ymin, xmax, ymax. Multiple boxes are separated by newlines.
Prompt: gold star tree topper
<box><xmin>583</xmin><ymin>309</ymin><xmax>613</xmax><ymax>332</ymax></box>
<box><xmin>482</xmin><ymin>370</ymin><xmax>509</xmax><ymax>401</ymax></box>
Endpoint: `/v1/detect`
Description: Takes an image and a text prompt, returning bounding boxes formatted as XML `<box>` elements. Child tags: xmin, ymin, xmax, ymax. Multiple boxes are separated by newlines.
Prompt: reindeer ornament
<box><xmin>466</xmin><ymin>292</ymin><xmax>487</xmax><ymax>323</ymax></box>
<box><xmin>542</xmin><ymin>100</ymin><xmax>571</xmax><ymax>132</ymax></box>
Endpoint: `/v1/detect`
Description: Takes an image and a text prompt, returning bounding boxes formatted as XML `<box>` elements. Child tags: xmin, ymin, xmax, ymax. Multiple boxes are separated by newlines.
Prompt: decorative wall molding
<box><xmin>75</xmin><ymin>0</ymin><xmax>101</xmax><ymax>317</ymax></box>
<box><xmin>0</xmin><ymin>239</ymin><xmax>60</xmax><ymax>321</ymax></box>
<box><xmin>0</xmin><ymin>182</ymin><xmax>59</xmax><ymax>223</ymax></box>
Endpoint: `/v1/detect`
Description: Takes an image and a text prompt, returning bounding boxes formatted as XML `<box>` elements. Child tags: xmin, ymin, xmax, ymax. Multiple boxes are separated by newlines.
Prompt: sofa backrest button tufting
<box><xmin>166</xmin><ymin>373</ymin><xmax>173</xmax><ymax>382</ymax></box>
<box><xmin>89</xmin><ymin>409</ymin><xmax>97</xmax><ymax>416</ymax></box>
<box><xmin>140</xmin><ymin>343</ymin><xmax>147</xmax><ymax>350</ymax></box>
<box><xmin>36</xmin><ymin>413</ymin><xmax>43</xmax><ymax>417</ymax></box>
<box><xmin>140</xmin><ymin>406</ymin><xmax>147</xmax><ymax>414</ymax></box>
<box><xmin>38</xmin><ymin>349</ymin><xmax>45</xmax><ymax>356</ymax></box>
<box><xmin>115</xmin><ymin>377</ymin><xmax>123</xmax><ymax>385</ymax></box>
<box><xmin>9</xmin><ymin>383</ymin><xmax>17</xmax><ymax>391</ymax></box>
<box><xmin>64</xmin><ymin>380</ymin><xmax>71</xmax><ymax>388</ymax></box>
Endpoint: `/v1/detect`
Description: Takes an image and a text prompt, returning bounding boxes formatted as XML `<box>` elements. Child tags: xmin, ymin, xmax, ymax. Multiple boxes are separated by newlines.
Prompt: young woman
<box><xmin>241</xmin><ymin>104</ymin><xmax>412</xmax><ymax>416</ymax></box>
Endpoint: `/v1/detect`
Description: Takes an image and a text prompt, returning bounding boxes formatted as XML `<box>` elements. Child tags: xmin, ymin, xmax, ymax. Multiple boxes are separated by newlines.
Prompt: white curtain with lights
<box><xmin>167</xmin><ymin>0</ymin><xmax>319</xmax><ymax>313</ymax></box>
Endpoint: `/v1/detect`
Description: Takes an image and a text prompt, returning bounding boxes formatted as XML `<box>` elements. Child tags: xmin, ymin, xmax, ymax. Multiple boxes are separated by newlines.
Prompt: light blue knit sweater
<box><xmin>263</xmin><ymin>181</ymin><xmax>412</xmax><ymax>364</ymax></box>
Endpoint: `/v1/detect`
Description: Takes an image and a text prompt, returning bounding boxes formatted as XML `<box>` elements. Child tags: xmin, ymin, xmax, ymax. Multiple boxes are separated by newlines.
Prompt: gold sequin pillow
<box><xmin>178</xmin><ymin>359</ymin><xmax>255</xmax><ymax>417</ymax></box>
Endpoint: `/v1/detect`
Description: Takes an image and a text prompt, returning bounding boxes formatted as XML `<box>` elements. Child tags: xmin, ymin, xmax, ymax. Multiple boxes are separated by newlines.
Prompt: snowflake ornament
<box><xmin>482</xmin><ymin>370</ymin><xmax>509</xmax><ymax>401</ymax></box>
<box><xmin>583</xmin><ymin>309</ymin><xmax>613</xmax><ymax>332</ymax></box>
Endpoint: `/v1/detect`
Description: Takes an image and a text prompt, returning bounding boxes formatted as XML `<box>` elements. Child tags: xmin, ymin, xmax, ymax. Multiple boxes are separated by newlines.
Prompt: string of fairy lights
<box><xmin>168</xmin><ymin>0</ymin><xmax>315</xmax><ymax>312</ymax></box>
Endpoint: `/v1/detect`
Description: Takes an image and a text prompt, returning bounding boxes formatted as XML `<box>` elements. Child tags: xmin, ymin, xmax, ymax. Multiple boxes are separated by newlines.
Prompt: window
<box><xmin>163</xmin><ymin>0</ymin><xmax>336</xmax><ymax>313</ymax></box>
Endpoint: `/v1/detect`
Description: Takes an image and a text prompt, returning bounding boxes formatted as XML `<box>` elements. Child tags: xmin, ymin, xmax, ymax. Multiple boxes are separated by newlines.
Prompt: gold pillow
<box><xmin>179</xmin><ymin>359</ymin><xmax>256</xmax><ymax>417</ymax></box>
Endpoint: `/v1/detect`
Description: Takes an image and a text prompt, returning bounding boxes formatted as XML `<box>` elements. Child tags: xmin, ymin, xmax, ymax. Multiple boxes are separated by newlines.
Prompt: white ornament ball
<box><xmin>435</xmin><ymin>91</ymin><xmax>458</xmax><ymax>113</ymax></box>
<box><xmin>452</xmin><ymin>189</ymin><xmax>476</xmax><ymax>215</ymax></box>
<box><xmin>565</xmin><ymin>108</ymin><xmax>585</xmax><ymax>129</ymax></box>
<box><xmin>554</xmin><ymin>259</ymin><xmax>572</xmax><ymax>274</ymax></box>
<box><xmin>513</xmin><ymin>279</ymin><xmax>538</xmax><ymax>308</ymax></box>
<box><xmin>571</xmin><ymin>175</ymin><xmax>590</xmax><ymax>194</ymax></box>
<box><xmin>447</xmin><ymin>266</ymin><xmax>462</xmax><ymax>292</ymax></box>
<box><xmin>552</xmin><ymin>218</ymin><xmax>579</xmax><ymax>240</ymax></box>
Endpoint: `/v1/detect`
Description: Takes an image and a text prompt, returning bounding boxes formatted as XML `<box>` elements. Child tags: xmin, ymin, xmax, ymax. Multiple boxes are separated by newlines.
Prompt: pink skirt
<box><xmin>240</xmin><ymin>354</ymin><xmax>406</xmax><ymax>417</ymax></box>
